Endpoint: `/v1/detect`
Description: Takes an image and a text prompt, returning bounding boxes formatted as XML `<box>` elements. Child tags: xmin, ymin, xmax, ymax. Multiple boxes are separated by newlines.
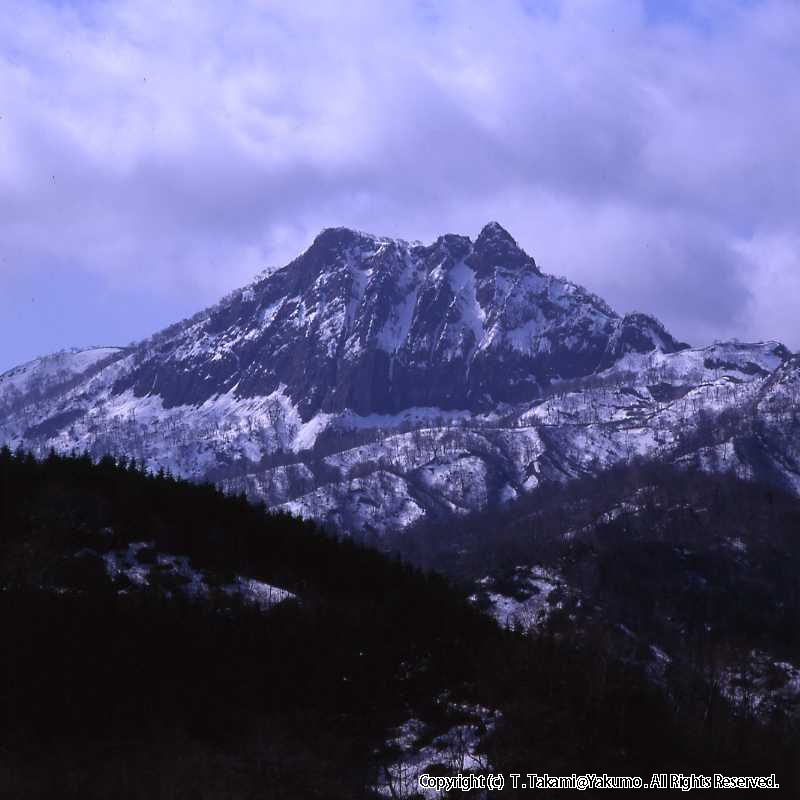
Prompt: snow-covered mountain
<box><xmin>106</xmin><ymin>221</ymin><xmax>687</xmax><ymax>417</ymax></box>
<box><xmin>0</xmin><ymin>347</ymin><xmax>123</xmax><ymax>401</ymax></box>
<box><xmin>1</xmin><ymin>223</ymin><xmax>797</xmax><ymax>534</ymax></box>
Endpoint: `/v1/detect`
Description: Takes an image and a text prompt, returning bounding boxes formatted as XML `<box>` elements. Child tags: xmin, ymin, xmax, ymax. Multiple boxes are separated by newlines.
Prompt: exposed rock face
<box><xmin>2</xmin><ymin>223</ymin><xmax>795</xmax><ymax>535</ymax></box>
<box><xmin>109</xmin><ymin>222</ymin><xmax>688</xmax><ymax>420</ymax></box>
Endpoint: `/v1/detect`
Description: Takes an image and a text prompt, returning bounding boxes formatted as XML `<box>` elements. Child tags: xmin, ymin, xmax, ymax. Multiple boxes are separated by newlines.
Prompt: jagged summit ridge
<box><xmin>0</xmin><ymin>220</ymin><xmax>795</xmax><ymax>535</ymax></box>
<box><xmin>478</xmin><ymin>220</ymin><xmax>515</xmax><ymax>240</ymax></box>
<box><xmin>102</xmin><ymin>222</ymin><xmax>687</xmax><ymax>419</ymax></box>
<box><xmin>472</xmin><ymin>221</ymin><xmax>537</xmax><ymax>274</ymax></box>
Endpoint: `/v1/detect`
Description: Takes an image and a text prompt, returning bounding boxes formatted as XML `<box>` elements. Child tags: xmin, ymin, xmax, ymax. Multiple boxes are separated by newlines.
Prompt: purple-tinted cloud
<box><xmin>1</xmin><ymin>0</ymin><xmax>798</xmax><ymax>371</ymax></box>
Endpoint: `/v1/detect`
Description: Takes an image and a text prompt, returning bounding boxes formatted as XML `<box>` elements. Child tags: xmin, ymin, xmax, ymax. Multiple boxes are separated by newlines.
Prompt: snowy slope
<box><xmin>0</xmin><ymin>347</ymin><xmax>124</xmax><ymax>400</ymax></box>
<box><xmin>0</xmin><ymin>224</ymin><xmax>796</xmax><ymax>534</ymax></box>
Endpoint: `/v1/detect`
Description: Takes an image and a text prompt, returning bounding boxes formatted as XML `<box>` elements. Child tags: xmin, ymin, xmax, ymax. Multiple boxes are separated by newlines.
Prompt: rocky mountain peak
<box><xmin>621</xmin><ymin>312</ymin><xmax>689</xmax><ymax>350</ymax></box>
<box><xmin>3</xmin><ymin>220</ymin><xmax>798</xmax><ymax>537</ymax></box>
<box><xmin>599</xmin><ymin>312</ymin><xmax>690</xmax><ymax>369</ymax></box>
<box><xmin>471</xmin><ymin>221</ymin><xmax>538</xmax><ymax>275</ymax></box>
<box><xmin>477</xmin><ymin>220</ymin><xmax>516</xmax><ymax>246</ymax></box>
<box><xmin>430</xmin><ymin>233</ymin><xmax>473</xmax><ymax>261</ymax></box>
<box><xmin>311</xmin><ymin>226</ymin><xmax>368</xmax><ymax>249</ymax></box>
<box><xmin>38</xmin><ymin>222</ymin><xmax>699</xmax><ymax>422</ymax></box>
<box><xmin>296</xmin><ymin>226</ymin><xmax>387</xmax><ymax>276</ymax></box>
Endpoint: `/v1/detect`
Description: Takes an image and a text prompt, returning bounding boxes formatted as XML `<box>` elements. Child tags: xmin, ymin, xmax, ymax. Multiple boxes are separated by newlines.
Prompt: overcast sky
<box><xmin>1</xmin><ymin>0</ymin><xmax>798</xmax><ymax>371</ymax></box>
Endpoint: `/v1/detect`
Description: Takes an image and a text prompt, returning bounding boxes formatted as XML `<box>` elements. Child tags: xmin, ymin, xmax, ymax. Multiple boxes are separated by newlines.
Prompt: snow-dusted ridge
<box><xmin>0</xmin><ymin>223</ymin><xmax>797</xmax><ymax>534</ymax></box>
<box><xmin>101</xmin><ymin>541</ymin><xmax>294</xmax><ymax>609</ymax></box>
<box><xmin>0</xmin><ymin>346</ymin><xmax>125</xmax><ymax>399</ymax></box>
<box><xmin>374</xmin><ymin>700</ymin><xmax>500</xmax><ymax>798</ymax></box>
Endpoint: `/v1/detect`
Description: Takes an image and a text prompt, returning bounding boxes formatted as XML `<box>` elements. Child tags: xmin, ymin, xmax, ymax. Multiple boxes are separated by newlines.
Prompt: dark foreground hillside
<box><xmin>388</xmin><ymin>462</ymin><xmax>800</xmax><ymax>670</ymax></box>
<box><xmin>0</xmin><ymin>448</ymin><xmax>797</xmax><ymax>797</ymax></box>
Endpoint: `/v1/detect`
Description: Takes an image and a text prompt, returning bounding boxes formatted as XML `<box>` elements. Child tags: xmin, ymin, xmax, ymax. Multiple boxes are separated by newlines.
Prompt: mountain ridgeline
<box><xmin>0</xmin><ymin>222</ymin><xmax>797</xmax><ymax>535</ymax></box>
<box><xmin>2</xmin><ymin>450</ymin><xmax>797</xmax><ymax>797</ymax></box>
<box><xmin>112</xmin><ymin>222</ymin><xmax>687</xmax><ymax>417</ymax></box>
<box><xmin>2</xmin><ymin>224</ymin><xmax>800</xmax><ymax>796</ymax></box>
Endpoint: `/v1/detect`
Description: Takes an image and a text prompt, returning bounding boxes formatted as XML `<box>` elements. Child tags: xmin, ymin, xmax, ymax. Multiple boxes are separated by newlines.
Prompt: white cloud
<box><xmin>735</xmin><ymin>232</ymin><xmax>800</xmax><ymax>346</ymax></box>
<box><xmin>0</xmin><ymin>0</ymin><xmax>798</xmax><ymax>369</ymax></box>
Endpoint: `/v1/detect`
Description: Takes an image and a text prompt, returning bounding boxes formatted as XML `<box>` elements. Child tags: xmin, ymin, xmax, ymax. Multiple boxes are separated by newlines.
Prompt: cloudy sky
<box><xmin>1</xmin><ymin>0</ymin><xmax>798</xmax><ymax>371</ymax></box>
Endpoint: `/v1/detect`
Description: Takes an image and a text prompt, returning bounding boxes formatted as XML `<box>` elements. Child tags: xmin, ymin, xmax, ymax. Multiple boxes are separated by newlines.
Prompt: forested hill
<box><xmin>0</xmin><ymin>445</ymin><xmax>464</xmax><ymax>607</ymax></box>
<box><xmin>1</xmin><ymin>449</ymin><xmax>797</xmax><ymax>797</ymax></box>
<box><xmin>0</xmin><ymin>447</ymin><xmax>504</xmax><ymax>797</ymax></box>
<box><xmin>385</xmin><ymin>462</ymin><xmax>800</xmax><ymax>733</ymax></box>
